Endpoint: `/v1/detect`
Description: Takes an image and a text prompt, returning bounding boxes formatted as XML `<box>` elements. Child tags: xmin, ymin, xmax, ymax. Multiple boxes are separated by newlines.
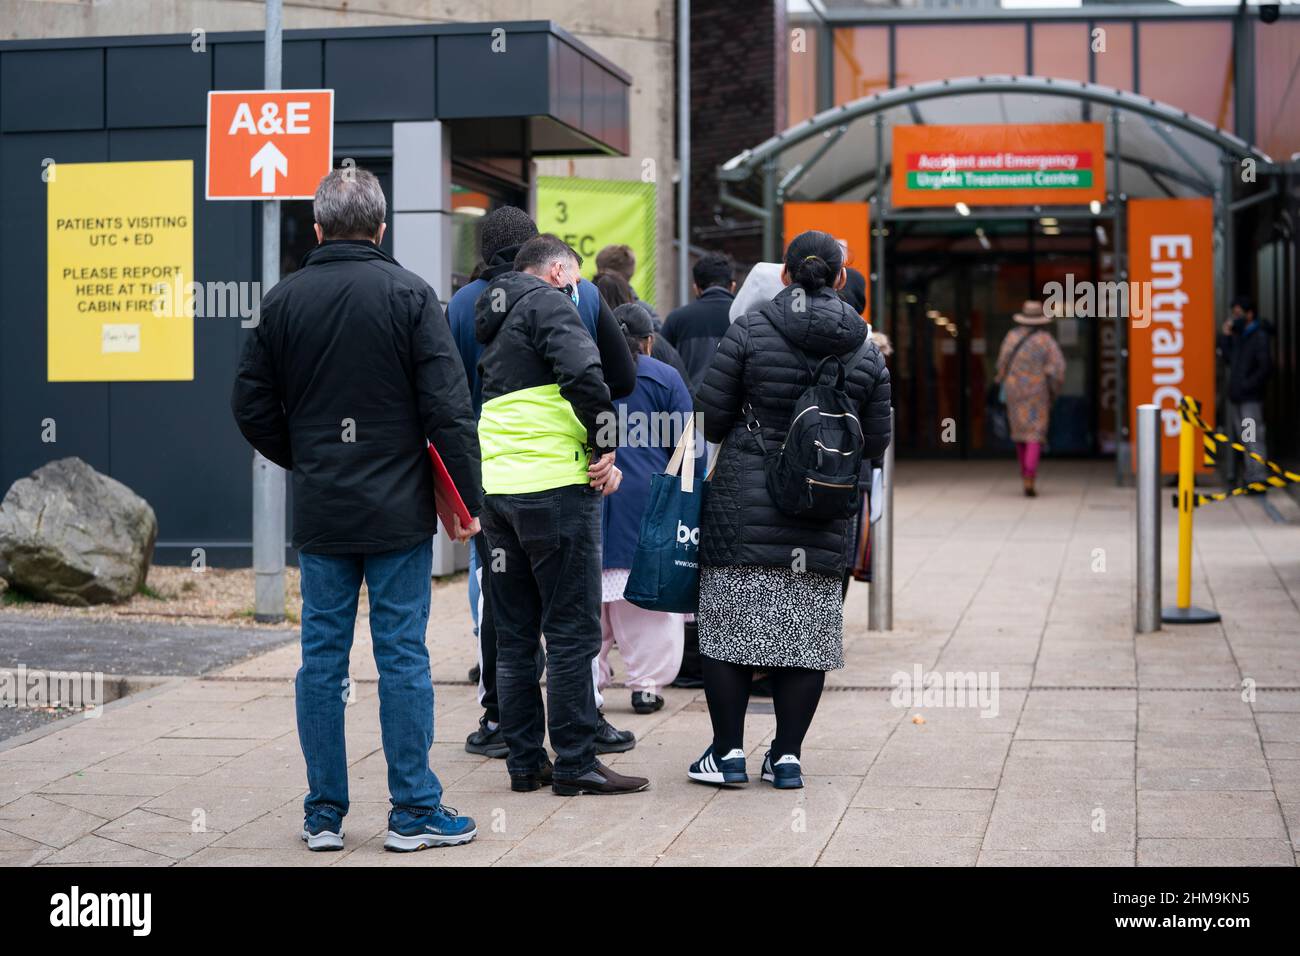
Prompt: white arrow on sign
<box><xmin>250</xmin><ymin>141</ymin><xmax>289</xmax><ymax>194</ymax></box>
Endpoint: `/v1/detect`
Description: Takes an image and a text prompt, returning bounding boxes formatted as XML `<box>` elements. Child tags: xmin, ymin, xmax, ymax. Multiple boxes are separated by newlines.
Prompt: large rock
<box><xmin>0</xmin><ymin>457</ymin><xmax>157</xmax><ymax>606</ymax></box>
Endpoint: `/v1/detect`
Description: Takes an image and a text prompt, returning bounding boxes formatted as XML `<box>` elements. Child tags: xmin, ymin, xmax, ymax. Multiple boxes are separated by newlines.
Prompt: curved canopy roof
<box><xmin>719</xmin><ymin>75</ymin><xmax>1272</xmax><ymax>206</ymax></box>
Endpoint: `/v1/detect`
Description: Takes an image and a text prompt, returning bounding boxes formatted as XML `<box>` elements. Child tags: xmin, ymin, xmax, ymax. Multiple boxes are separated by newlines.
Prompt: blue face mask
<box><xmin>567</xmin><ymin>281</ymin><xmax>581</xmax><ymax>308</ymax></box>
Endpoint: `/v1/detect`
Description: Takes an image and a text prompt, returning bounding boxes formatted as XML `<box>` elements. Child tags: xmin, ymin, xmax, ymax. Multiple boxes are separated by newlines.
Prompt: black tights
<box><xmin>701</xmin><ymin>655</ymin><xmax>826</xmax><ymax>759</ymax></box>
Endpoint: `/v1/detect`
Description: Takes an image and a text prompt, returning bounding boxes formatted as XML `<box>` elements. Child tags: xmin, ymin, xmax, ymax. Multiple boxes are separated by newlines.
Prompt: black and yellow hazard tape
<box><xmin>1171</xmin><ymin>396</ymin><xmax>1300</xmax><ymax>508</ymax></box>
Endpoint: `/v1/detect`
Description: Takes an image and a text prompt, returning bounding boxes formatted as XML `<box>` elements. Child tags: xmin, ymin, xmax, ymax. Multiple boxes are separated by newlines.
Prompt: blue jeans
<box><xmin>296</xmin><ymin>539</ymin><xmax>440</xmax><ymax>822</ymax></box>
<box><xmin>480</xmin><ymin>484</ymin><xmax>603</xmax><ymax>780</ymax></box>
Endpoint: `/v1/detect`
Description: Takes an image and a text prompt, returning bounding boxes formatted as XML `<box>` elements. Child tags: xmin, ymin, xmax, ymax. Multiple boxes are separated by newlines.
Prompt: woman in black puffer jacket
<box><xmin>686</xmin><ymin>231</ymin><xmax>892</xmax><ymax>790</ymax></box>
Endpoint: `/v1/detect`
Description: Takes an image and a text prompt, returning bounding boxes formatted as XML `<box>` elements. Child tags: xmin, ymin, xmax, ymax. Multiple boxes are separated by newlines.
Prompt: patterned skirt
<box><xmin>697</xmin><ymin>565</ymin><xmax>844</xmax><ymax>671</ymax></box>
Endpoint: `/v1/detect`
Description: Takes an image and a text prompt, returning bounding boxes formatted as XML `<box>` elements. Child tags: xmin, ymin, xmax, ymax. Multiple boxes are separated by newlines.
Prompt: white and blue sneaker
<box><xmin>687</xmin><ymin>747</ymin><xmax>748</xmax><ymax>786</ymax></box>
<box><xmin>761</xmin><ymin>751</ymin><xmax>804</xmax><ymax>789</ymax></box>
<box><xmin>383</xmin><ymin>805</ymin><xmax>477</xmax><ymax>852</ymax></box>
<box><xmin>300</xmin><ymin>818</ymin><xmax>345</xmax><ymax>852</ymax></box>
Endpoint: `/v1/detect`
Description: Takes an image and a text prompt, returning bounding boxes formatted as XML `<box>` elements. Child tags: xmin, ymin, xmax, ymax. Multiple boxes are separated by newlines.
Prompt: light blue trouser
<box><xmin>296</xmin><ymin>539</ymin><xmax>440</xmax><ymax>822</ymax></box>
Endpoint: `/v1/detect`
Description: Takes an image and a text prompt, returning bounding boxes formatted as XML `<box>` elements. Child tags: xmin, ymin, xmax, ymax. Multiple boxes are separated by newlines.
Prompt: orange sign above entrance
<box><xmin>891</xmin><ymin>123</ymin><xmax>1106</xmax><ymax>208</ymax></box>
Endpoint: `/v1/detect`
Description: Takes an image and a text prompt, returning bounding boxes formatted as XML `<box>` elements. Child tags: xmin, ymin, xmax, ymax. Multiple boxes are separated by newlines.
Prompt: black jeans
<box><xmin>481</xmin><ymin>483</ymin><xmax>603</xmax><ymax>780</ymax></box>
<box><xmin>473</xmin><ymin>533</ymin><xmax>543</xmax><ymax>724</ymax></box>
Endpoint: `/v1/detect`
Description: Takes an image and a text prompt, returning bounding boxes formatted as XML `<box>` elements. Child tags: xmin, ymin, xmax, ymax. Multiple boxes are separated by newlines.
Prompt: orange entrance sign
<box><xmin>892</xmin><ymin>123</ymin><xmax>1105</xmax><ymax>208</ymax></box>
<box><xmin>205</xmin><ymin>90</ymin><xmax>334</xmax><ymax>200</ymax></box>
<box><xmin>1127</xmin><ymin>197</ymin><xmax>1216</xmax><ymax>475</ymax></box>
<box><xmin>783</xmin><ymin>202</ymin><xmax>870</xmax><ymax>322</ymax></box>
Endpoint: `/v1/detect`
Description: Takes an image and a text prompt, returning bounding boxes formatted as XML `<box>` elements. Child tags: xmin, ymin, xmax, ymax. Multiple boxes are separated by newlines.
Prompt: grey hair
<box><xmin>514</xmin><ymin>233</ymin><xmax>581</xmax><ymax>275</ymax></box>
<box><xmin>313</xmin><ymin>167</ymin><xmax>387</xmax><ymax>239</ymax></box>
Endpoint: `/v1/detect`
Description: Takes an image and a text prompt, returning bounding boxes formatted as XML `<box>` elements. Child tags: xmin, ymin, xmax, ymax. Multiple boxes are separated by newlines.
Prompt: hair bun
<box><xmin>792</xmin><ymin>254</ymin><xmax>832</xmax><ymax>292</ymax></box>
<box><xmin>784</xmin><ymin>230</ymin><xmax>843</xmax><ymax>294</ymax></box>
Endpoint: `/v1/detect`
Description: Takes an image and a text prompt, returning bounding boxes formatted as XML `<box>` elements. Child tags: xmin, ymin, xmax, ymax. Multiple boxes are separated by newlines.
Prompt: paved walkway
<box><xmin>2</xmin><ymin>461</ymin><xmax>1297</xmax><ymax>866</ymax></box>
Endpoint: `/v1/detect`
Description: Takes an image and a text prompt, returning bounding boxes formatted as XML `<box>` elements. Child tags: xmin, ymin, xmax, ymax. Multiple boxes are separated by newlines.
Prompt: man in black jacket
<box><xmin>660</xmin><ymin>252</ymin><xmax>736</xmax><ymax>395</ymax></box>
<box><xmin>475</xmin><ymin>233</ymin><xmax>650</xmax><ymax>796</ymax></box>
<box><xmin>232</xmin><ymin>168</ymin><xmax>480</xmax><ymax>852</ymax></box>
<box><xmin>447</xmin><ymin>206</ymin><xmax>637</xmax><ymax>760</ymax></box>
<box><xmin>1218</xmin><ymin>295</ymin><xmax>1273</xmax><ymax>487</ymax></box>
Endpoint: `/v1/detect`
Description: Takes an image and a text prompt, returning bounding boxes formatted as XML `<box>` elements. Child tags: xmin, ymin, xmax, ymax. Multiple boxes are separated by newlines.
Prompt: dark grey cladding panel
<box><xmin>107</xmin><ymin>45</ymin><xmax>212</xmax><ymax>128</ymax></box>
<box><xmin>435</xmin><ymin>30</ymin><xmax>550</xmax><ymax>119</ymax></box>
<box><xmin>437</xmin><ymin>28</ymin><xmax>626</xmax><ymax>152</ymax></box>
<box><xmin>551</xmin><ymin>36</ymin><xmax>584</xmax><ymax>132</ymax></box>
<box><xmin>325</xmin><ymin>36</ymin><xmax>436</xmax><ymax>122</ymax></box>
<box><xmin>580</xmin><ymin>57</ymin><xmax>609</xmax><ymax>149</ymax></box>
<box><xmin>527</xmin><ymin>116</ymin><xmax>605</xmax><ymax>155</ymax></box>
<box><xmin>448</xmin><ymin>117</ymin><xmax>526</xmax><ymax>154</ymax></box>
<box><xmin>213</xmin><ymin>40</ymin><xmax>324</xmax><ymax>90</ymax></box>
<box><xmin>0</xmin><ymin>130</ymin><xmax>112</xmax><ymax>483</ymax></box>
<box><xmin>106</xmin><ymin>127</ymin><xmax>254</xmax><ymax>544</ymax></box>
<box><xmin>602</xmin><ymin>63</ymin><xmax>629</xmax><ymax>155</ymax></box>
<box><xmin>2</xmin><ymin>23</ymin><xmax>628</xmax><ymax>152</ymax></box>
<box><xmin>333</xmin><ymin>122</ymin><xmax>394</xmax><ymax>150</ymax></box>
<box><xmin>1</xmin><ymin>48</ymin><xmax>104</xmax><ymax>132</ymax></box>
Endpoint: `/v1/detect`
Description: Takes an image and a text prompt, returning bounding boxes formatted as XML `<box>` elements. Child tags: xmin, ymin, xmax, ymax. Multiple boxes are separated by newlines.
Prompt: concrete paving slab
<box><xmin>977</xmin><ymin>849</ymin><xmax>1135</xmax><ymax>866</ymax></box>
<box><xmin>819</xmin><ymin>834</ymin><xmax>984</xmax><ymax>866</ymax></box>
<box><xmin>1138</xmin><ymin>790</ymin><xmax>1288</xmax><ymax>840</ymax></box>
<box><xmin>1137</xmin><ymin>838</ymin><xmax>1296</xmax><ymax>867</ymax></box>
<box><xmin>39</xmin><ymin>833</ymin><xmax>174</xmax><ymax>866</ymax></box>
<box><xmin>1000</xmin><ymin>739</ymin><xmax>1135</xmax><ymax>783</ymax></box>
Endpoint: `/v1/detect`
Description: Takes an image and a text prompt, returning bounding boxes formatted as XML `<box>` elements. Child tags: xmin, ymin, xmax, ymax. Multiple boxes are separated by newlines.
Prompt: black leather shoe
<box><xmin>465</xmin><ymin>715</ymin><xmax>508</xmax><ymax>758</ymax></box>
<box><xmin>552</xmin><ymin>760</ymin><xmax>649</xmax><ymax>796</ymax></box>
<box><xmin>594</xmin><ymin>713</ymin><xmax>636</xmax><ymax>753</ymax></box>
<box><xmin>631</xmin><ymin>690</ymin><xmax>664</xmax><ymax>714</ymax></box>
<box><xmin>510</xmin><ymin>759</ymin><xmax>554</xmax><ymax>792</ymax></box>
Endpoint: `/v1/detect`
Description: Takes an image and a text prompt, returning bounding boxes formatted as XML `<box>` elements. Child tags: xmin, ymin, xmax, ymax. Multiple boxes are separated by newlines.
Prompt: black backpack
<box><xmin>744</xmin><ymin>324</ymin><xmax>874</xmax><ymax>520</ymax></box>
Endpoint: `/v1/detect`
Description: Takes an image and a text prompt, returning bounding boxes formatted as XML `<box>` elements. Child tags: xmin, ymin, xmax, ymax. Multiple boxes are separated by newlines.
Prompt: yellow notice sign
<box><xmin>48</xmin><ymin>160</ymin><xmax>194</xmax><ymax>381</ymax></box>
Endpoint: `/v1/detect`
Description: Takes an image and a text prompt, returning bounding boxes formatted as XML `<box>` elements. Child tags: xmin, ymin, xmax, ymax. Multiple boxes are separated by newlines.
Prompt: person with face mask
<box><xmin>473</xmin><ymin>234</ymin><xmax>651</xmax><ymax>796</ymax></box>
<box><xmin>447</xmin><ymin>206</ymin><xmax>636</xmax><ymax>761</ymax></box>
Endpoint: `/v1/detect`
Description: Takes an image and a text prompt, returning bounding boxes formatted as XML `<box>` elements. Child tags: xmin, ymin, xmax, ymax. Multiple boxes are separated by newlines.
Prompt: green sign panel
<box><xmin>536</xmin><ymin>177</ymin><xmax>657</xmax><ymax>307</ymax></box>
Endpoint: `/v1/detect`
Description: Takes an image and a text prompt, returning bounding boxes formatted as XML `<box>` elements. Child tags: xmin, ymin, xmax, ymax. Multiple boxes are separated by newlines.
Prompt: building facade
<box><xmin>0</xmin><ymin>12</ymin><xmax>640</xmax><ymax>567</ymax></box>
<box><xmin>703</xmin><ymin>1</ymin><xmax>1299</xmax><ymax>476</ymax></box>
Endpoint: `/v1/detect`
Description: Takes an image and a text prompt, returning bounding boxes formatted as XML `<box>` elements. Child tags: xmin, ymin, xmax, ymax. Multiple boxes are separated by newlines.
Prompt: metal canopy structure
<box><xmin>717</xmin><ymin>74</ymin><xmax>1276</xmax><ymax>478</ymax></box>
<box><xmin>720</xmin><ymin>74</ymin><xmax>1271</xmax><ymax>246</ymax></box>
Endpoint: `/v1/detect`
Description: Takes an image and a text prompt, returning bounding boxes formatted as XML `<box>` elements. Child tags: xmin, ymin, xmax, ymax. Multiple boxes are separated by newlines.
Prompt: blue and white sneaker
<box><xmin>761</xmin><ymin>751</ymin><xmax>804</xmax><ymax>789</ymax></box>
<box><xmin>300</xmin><ymin>812</ymin><xmax>345</xmax><ymax>851</ymax></box>
<box><xmin>687</xmin><ymin>747</ymin><xmax>748</xmax><ymax>786</ymax></box>
<box><xmin>383</xmin><ymin>805</ymin><xmax>477</xmax><ymax>852</ymax></box>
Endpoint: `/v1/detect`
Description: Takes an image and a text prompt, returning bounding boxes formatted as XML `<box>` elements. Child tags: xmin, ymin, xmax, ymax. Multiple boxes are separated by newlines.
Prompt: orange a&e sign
<box><xmin>1127</xmin><ymin>198</ymin><xmax>1215</xmax><ymax>475</ymax></box>
<box><xmin>892</xmin><ymin>123</ymin><xmax>1105</xmax><ymax>208</ymax></box>
<box><xmin>206</xmin><ymin>90</ymin><xmax>334</xmax><ymax>200</ymax></box>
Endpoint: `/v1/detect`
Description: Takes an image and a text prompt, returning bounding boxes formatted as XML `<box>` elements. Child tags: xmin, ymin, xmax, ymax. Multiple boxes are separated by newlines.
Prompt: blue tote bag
<box><xmin>624</xmin><ymin>418</ymin><xmax>709</xmax><ymax>614</ymax></box>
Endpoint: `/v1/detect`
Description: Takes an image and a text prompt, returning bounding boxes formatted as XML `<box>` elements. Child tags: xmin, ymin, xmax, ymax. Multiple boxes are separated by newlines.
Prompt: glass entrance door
<box><xmin>886</xmin><ymin>217</ymin><xmax>1100</xmax><ymax>458</ymax></box>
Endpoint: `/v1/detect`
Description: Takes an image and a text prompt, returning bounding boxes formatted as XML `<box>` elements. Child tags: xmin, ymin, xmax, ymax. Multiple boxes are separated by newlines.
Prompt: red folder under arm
<box><xmin>427</xmin><ymin>443</ymin><xmax>473</xmax><ymax>537</ymax></box>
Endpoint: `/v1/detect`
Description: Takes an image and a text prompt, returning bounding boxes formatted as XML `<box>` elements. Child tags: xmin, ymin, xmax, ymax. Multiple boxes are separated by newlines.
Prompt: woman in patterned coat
<box><xmin>995</xmin><ymin>300</ymin><xmax>1066</xmax><ymax>497</ymax></box>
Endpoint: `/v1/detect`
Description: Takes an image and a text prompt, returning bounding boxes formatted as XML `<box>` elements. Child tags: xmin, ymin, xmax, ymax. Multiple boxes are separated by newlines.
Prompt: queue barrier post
<box><xmin>1135</xmin><ymin>404</ymin><xmax>1161</xmax><ymax>633</ymax></box>
<box><xmin>1162</xmin><ymin>397</ymin><xmax>1220</xmax><ymax>625</ymax></box>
